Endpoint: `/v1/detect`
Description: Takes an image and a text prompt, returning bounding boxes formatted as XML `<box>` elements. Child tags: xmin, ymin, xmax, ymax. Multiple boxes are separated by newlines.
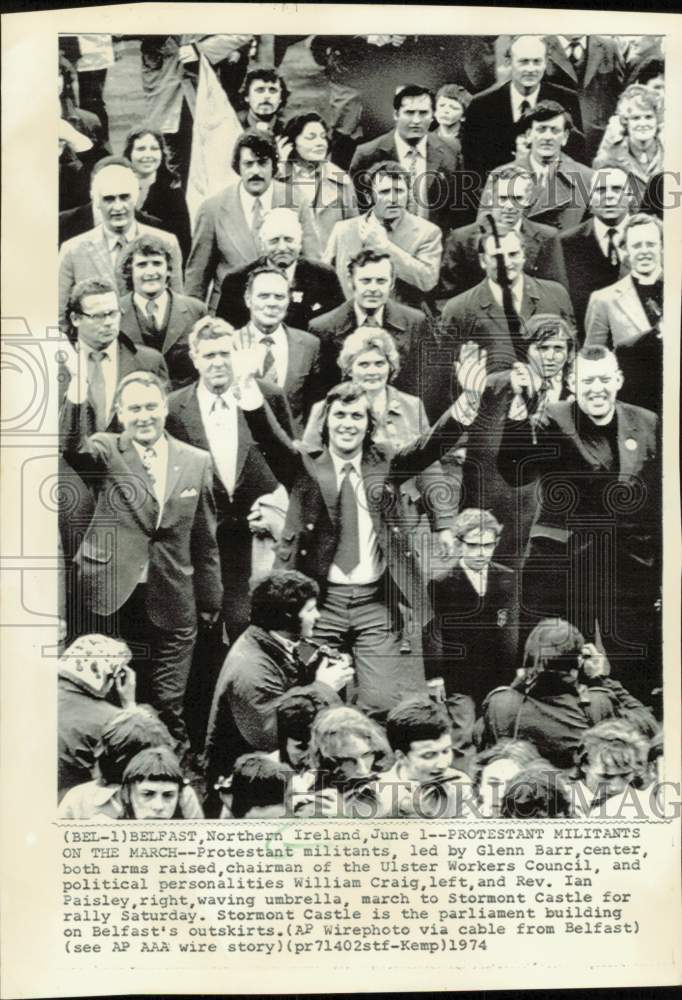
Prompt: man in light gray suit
<box><xmin>185</xmin><ymin>131</ymin><xmax>322</xmax><ymax>312</ymax></box>
<box><xmin>58</xmin><ymin>160</ymin><xmax>183</xmax><ymax>331</ymax></box>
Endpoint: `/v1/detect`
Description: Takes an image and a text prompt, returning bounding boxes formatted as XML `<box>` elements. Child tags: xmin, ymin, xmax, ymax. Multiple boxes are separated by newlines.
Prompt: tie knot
<box><xmin>89</xmin><ymin>349</ymin><xmax>107</xmax><ymax>362</ymax></box>
<box><xmin>143</xmin><ymin>446</ymin><xmax>156</xmax><ymax>461</ymax></box>
<box><xmin>211</xmin><ymin>395</ymin><xmax>228</xmax><ymax>412</ymax></box>
<box><xmin>146</xmin><ymin>298</ymin><xmax>157</xmax><ymax>315</ymax></box>
<box><xmin>261</xmin><ymin>335</ymin><xmax>274</xmax><ymax>346</ymax></box>
<box><xmin>342</xmin><ymin>462</ymin><xmax>354</xmax><ymax>477</ymax></box>
<box><xmin>607</xmin><ymin>227</ymin><xmax>617</xmax><ymax>237</ymax></box>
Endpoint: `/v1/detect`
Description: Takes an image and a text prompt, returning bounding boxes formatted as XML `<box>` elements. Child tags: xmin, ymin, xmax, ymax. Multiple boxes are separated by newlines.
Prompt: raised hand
<box><xmin>229</xmin><ymin>332</ymin><xmax>261</xmax><ymax>386</ymax></box>
<box><xmin>455</xmin><ymin>341</ymin><xmax>487</xmax><ymax>397</ymax></box>
<box><xmin>510</xmin><ymin>361</ymin><xmax>534</xmax><ymax>396</ymax></box>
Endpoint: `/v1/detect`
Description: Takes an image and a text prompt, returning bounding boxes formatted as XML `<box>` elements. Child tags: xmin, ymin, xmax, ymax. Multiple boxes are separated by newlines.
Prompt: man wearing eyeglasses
<box><xmin>61</xmin><ymin>277</ymin><xmax>168</xmax><ymax>442</ymax></box>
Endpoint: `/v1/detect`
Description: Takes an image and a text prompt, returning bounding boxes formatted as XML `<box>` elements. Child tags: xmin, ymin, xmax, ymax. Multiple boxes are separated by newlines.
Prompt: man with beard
<box><xmin>215</xmin><ymin>208</ymin><xmax>343</xmax><ymax>330</ymax></box>
<box><xmin>237</xmin><ymin>66</ymin><xmax>288</xmax><ymax>136</ymax></box>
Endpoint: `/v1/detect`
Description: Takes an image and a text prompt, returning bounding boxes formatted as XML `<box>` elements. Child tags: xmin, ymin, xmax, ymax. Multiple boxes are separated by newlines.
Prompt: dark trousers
<box><xmin>314</xmin><ymin>578</ymin><xmax>426</xmax><ymax>719</ymax></box>
<box><xmin>90</xmin><ymin>585</ymin><xmax>197</xmax><ymax>757</ymax></box>
<box><xmin>521</xmin><ymin>535</ymin><xmax>661</xmax><ymax>705</ymax></box>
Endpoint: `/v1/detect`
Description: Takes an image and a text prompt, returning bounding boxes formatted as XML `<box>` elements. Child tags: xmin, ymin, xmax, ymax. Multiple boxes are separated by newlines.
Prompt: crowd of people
<box><xmin>57</xmin><ymin>32</ymin><xmax>665</xmax><ymax>821</ymax></box>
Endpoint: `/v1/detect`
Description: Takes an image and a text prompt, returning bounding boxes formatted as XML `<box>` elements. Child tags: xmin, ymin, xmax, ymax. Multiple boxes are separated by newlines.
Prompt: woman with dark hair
<box><xmin>123</xmin><ymin>125</ymin><xmax>192</xmax><ymax>262</ymax></box>
<box><xmin>278</xmin><ymin>112</ymin><xmax>358</xmax><ymax>251</ymax></box>
<box><xmin>119</xmin><ymin>746</ymin><xmax>187</xmax><ymax>819</ymax></box>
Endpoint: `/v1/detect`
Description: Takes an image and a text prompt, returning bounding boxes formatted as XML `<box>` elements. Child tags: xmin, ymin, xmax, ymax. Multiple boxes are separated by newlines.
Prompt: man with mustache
<box><xmin>236</xmin><ymin>67</ymin><xmax>287</xmax><ymax>136</ymax></box>
<box><xmin>185</xmin><ymin>131</ymin><xmax>322</xmax><ymax>312</ymax></box>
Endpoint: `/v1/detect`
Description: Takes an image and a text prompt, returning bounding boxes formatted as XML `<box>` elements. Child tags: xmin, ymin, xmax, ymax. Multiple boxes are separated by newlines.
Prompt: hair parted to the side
<box><xmin>67</xmin><ymin>277</ymin><xmax>118</xmax><ymax>319</ymax></box>
<box><xmin>319</xmin><ymin>382</ymin><xmax>376</xmax><ymax>450</ymax></box>
<box><xmin>308</xmin><ymin>706</ymin><xmax>392</xmax><ymax>774</ymax></box>
<box><xmin>338</xmin><ymin>328</ymin><xmax>401</xmax><ymax>381</ymax></box>
<box><xmin>393</xmin><ymin>83</ymin><xmax>435</xmax><ymax>112</ymax></box>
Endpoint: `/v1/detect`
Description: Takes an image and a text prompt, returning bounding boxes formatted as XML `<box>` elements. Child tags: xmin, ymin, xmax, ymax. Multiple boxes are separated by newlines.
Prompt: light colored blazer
<box><xmin>279</xmin><ymin>160</ymin><xmax>359</xmax><ymax>254</ymax></box>
<box><xmin>58</xmin><ymin>223</ymin><xmax>183</xmax><ymax>330</ymax></box>
<box><xmin>324</xmin><ymin>210</ymin><xmax>442</xmax><ymax>300</ymax></box>
<box><xmin>184</xmin><ymin>179</ymin><xmax>322</xmax><ymax>310</ymax></box>
<box><xmin>585</xmin><ymin>274</ymin><xmax>656</xmax><ymax>349</ymax></box>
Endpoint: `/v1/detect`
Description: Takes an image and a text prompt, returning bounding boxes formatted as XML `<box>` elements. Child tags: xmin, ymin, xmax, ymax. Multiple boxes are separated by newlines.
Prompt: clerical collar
<box><xmin>632</xmin><ymin>269</ymin><xmax>663</xmax><ymax>286</ymax></box>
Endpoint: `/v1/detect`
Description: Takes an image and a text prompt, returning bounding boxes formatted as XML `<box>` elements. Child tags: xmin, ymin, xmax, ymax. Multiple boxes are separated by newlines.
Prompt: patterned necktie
<box><xmin>145</xmin><ymin>298</ymin><xmax>159</xmax><ymax>330</ymax></box>
<box><xmin>335</xmin><ymin>463</ymin><xmax>360</xmax><ymax>575</ymax></box>
<box><xmin>260</xmin><ymin>335</ymin><xmax>276</xmax><ymax>380</ymax></box>
<box><xmin>251</xmin><ymin>197</ymin><xmax>264</xmax><ymax>235</ymax></box>
<box><xmin>141</xmin><ymin>446</ymin><xmax>157</xmax><ymax>487</ymax></box>
<box><xmin>404</xmin><ymin>146</ymin><xmax>421</xmax><ymax>215</ymax></box>
<box><xmin>605</xmin><ymin>228</ymin><xmax>620</xmax><ymax>268</ymax></box>
<box><xmin>87</xmin><ymin>350</ymin><xmax>108</xmax><ymax>430</ymax></box>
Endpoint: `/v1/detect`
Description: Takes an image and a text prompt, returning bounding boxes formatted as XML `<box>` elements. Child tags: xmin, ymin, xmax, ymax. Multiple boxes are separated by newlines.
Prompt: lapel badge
<box><xmin>625</xmin><ymin>438</ymin><xmax>637</xmax><ymax>451</ymax></box>
<box><xmin>292</xmin><ymin>290</ymin><xmax>303</xmax><ymax>303</ymax></box>
<box><xmin>497</xmin><ymin>609</ymin><xmax>508</xmax><ymax>627</ymax></box>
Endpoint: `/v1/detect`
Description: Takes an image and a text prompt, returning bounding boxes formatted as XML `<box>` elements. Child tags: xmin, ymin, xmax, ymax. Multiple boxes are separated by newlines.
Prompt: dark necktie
<box><xmin>87</xmin><ymin>350</ymin><xmax>108</xmax><ymax>430</ymax></box>
<box><xmin>146</xmin><ymin>298</ymin><xmax>159</xmax><ymax>330</ymax></box>
<box><xmin>141</xmin><ymin>446</ymin><xmax>157</xmax><ymax>488</ymax></box>
<box><xmin>519</xmin><ymin>99</ymin><xmax>531</xmax><ymax>121</ymax></box>
<box><xmin>363</xmin><ymin>313</ymin><xmax>380</xmax><ymax>328</ymax></box>
<box><xmin>335</xmin><ymin>463</ymin><xmax>360</xmax><ymax>574</ymax></box>
<box><xmin>605</xmin><ymin>227</ymin><xmax>620</xmax><ymax>268</ymax></box>
<box><xmin>260</xmin><ymin>335</ymin><xmax>276</xmax><ymax>380</ymax></box>
<box><xmin>501</xmin><ymin>284</ymin><xmax>525</xmax><ymax>361</ymax></box>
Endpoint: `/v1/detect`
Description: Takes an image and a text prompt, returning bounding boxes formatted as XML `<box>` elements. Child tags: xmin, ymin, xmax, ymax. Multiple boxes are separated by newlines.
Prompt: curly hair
<box><xmin>575</xmin><ymin>719</ymin><xmax>651</xmax><ymax>788</ymax></box>
<box><xmin>281</xmin><ymin>112</ymin><xmax>329</xmax><ymax>163</ymax></box>
<box><xmin>617</xmin><ymin>84</ymin><xmax>663</xmax><ymax>126</ymax></box>
<box><xmin>249</xmin><ymin>570</ymin><xmax>319</xmax><ymax>633</ymax></box>
<box><xmin>231</xmin><ymin>130</ymin><xmax>279</xmax><ymax>174</ymax></box>
<box><xmin>240</xmin><ymin>66</ymin><xmax>289</xmax><ymax>112</ymax></box>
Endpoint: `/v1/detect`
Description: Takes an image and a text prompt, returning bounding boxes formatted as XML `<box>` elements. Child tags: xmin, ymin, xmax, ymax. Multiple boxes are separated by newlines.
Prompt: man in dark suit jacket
<box><xmin>463</xmin><ymin>35</ymin><xmax>584</xmax><ymax>186</ymax></box>
<box><xmin>498</xmin><ymin>344</ymin><xmax>660</xmax><ymax>703</ymax></box>
<box><xmin>215</xmin><ymin>207</ymin><xmax>344</xmax><ymax>331</ymax></box>
<box><xmin>235</xmin><ymin>264</ymin><xmax>320</xmax><ymax>433</ymax></box>
<box><xmin>166</xmin><ymin>317</ymin><xmax>296</xmax><ymax>641</ymax></box>
<box><xmin>117</xmin><ymin>233</ymin><xmax>206</xmax><ymax>390</ymax></box>
<box><xmin>441</xmin><ymin>228</ymin><xmax>575</xmax><ymax>374</ymax></box>
<box><xmin>204</xmin><ymin>569</ymin><xmax>352</xmax><ymax>796</ymax></box>
<box><xmin>438</xmin><ymin>163</ymin><xmax>566</xmax><ymax>303</ymax></box>
<box><xmin>426</xmin><ymin>508</ymin><xmax>520</xmax><ymax>708</ymax></box>
<box><xmin>350</xmin><ymin>84</ymin><xmax>462</xmax><ymax>232</ymax></box>
<box><xmin>544</xmin><ymin>35</ymin><xmax>622</xmax><ymax>161</ymax></box>
<box><xmin>59</xmin><ymin>367</ymin><xmax>223</xmax><ymax>756</ymax></box>
<box><xmin>229</xmin><ymin>341</ymin><xmax>481</xmax><ymax>717</ymax></box>
<box><xmin>560</xmin><ymin>162</ymin><xmax>634</xmax><ymax>337</ymax></box>
<box><xmin>309</xmin><ymin>248</ymin><xmax>443</xmax><ymax>419</ymax></box>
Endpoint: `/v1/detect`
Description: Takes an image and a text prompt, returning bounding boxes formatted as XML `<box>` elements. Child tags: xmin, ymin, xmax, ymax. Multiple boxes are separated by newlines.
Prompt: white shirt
<box><xmin>133</xmin><ymin>290</ymin><xmax>170</xmax><ymax>329</ymax></box>
<box><xmin>510</xmin><ymin>85</ymin><xmax>540</xmax><ymax>123</ymax></box>
<box><xmin>354</xmin><ymin>304</ymin><xmax>386</xmax><ymax>328</ymax></box>
<box><xmin>104</xmin><ymin>223</ymin><xmax>138</xmax><ymax>267</ymax></box>
<box><xmin>488</xmin><ymin>275</ymin><xmax>525</xmax><ymax>314</ymax></box>
<box><xmin>558</xmin><ymin>35</ymin><xmax>587</xmax><ymax>59</ymax></box>
<box><xmin>529</xmin><ymin>152</ymin><xmax>556</xmax><ymax>183</ymax></box>
<box><xmin>239</xmin><ymin>182</ymin><xmax>274</xmax><ymax>228</ymax></box>
<box><xmin>248</xmin><ymin>321</ymin><xmax>288</xmax><ymax>386</ymax></box>
<box><xmin>197</xmin><ymin>381</ymin><xmax>239</xmax><ymax>496</ymax></box>
<box><xmin>593</xmin><ymin>218</ymin><xmax>627</xmax><ymax>260</ymax></box>
<box><xmin>394</xmin><ymin>133</ymin><xmax>429</xmax><ymax>217</ymax></box>
<box><xmin>132</xmin><ymin>434</ymin><xmax>168</xmax><ymax>583</ymax></box>
<box><xmin>77</xmin><ymin>338</ymin><xmax>119</xmax><ymax>423</ymax></box>
<box><xmin>327</xmin><ymin>451</ymin><xmax>385</xmax><ymax>585</ymax></box>
<box><xmin>461</xmin><ymin>559</ymin><xmax>488</xmax><ymax>597</ymax></box>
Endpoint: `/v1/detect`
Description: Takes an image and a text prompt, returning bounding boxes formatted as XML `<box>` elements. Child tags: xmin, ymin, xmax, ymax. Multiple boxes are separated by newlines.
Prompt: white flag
<box><xmin>186</xmin><ymin>55</ymin><xmax>243</xmax><ymax>229</ymax></box>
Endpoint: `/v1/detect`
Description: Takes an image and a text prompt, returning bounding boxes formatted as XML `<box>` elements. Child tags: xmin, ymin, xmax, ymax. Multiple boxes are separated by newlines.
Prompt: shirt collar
<box><xmin>134</xmin><ymin>289</ymin><xmax>169</xmax><ymax>314</ymax></box>
<box><xmin>330</xmin><ymin>449</ymin><xmax>362</xmax><ymax>478</ymax></box>
<box><xmin>354</xmin><ymin>304</ymin><xmax>385</xmax><ymax>327</ymax></box>
<box><xmin>487</xmin><ymin>274</ymin><xmax>524</xmax><ymax>303</ymax></box>
<box><xmin>104</xmin><ymin>223</ymin><xmax>137</xmax><ymax>250</ymax></box>
<box><xmin>270</xmin><ymin>632</ymin><xmax>299</xmax><ymax>658</ymax></box>
<box><xmin>559</xmin><ymin>35</ymin><xmax>587</xmax><ymax>51</ymax></box>
<box><xmin>240</xmin><ymin>182</ymin><xmax>274</xmax><ymax>214</ymax></box>
<box><xmin>197</xmin><ymin>379</ymin><xmax>234</xmax><ymax>409</ymax></box>
<box><xmin>78</xmin><ymin>337</ymin><xmax>116</xmax><ymax>361</ymax></box>
<box><xmin>249</xmin><ymin>321</ymin><xmax>285</xmax><ymax>342</ymax></box>
<box><xmin>461</xmin><ymin>559</ymin><xmax>488</xmax><ymax>591</ymax></box>
<box><xmin>394</xmin><ymin>132</ymin><xmax>428</xmax><ymax>161</ymax></box>
<box><xmin>511</xmin><ymin>85</ymin><xmax>540</xmax><ymax>110</ymax></box>
<box><xmin>594</xmin><ymin>217</ymin><xmax>628</xmax><ymax>241</ymax></box>
<box><xmin>132</xmin><ymin>434</ymin><xmax>167</xmax><ymax>462</ymax></box>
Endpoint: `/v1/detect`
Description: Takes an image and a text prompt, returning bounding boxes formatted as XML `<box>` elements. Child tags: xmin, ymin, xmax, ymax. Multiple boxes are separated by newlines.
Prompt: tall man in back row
<box><xmin>228</xmin><ymin>336</ymin><xmax>484</xmax><ymax>719</ymax></box>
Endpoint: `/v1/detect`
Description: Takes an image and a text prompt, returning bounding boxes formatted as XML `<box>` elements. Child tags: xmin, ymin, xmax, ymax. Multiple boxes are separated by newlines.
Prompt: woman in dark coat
<box><xmin>123</xmin><ymin>125</ymin><xmax>192</xmax><ymax>262</ymax></box>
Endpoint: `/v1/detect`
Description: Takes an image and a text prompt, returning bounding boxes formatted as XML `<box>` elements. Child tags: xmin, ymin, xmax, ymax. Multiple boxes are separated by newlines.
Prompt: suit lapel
<box><xmin>118</xmin><ymin>435</ymin><xmax>158</xmax><ymax>528</ymax></box>
<box><xmin>549</xmin><ymin>37</ymin><xmax>578</xmax><ymax>84</ymax></box>
<box><xmin>234</xmin><ymin>409</ymin><xmax>252</xmax><ymax>486</ymax></box>
<box><xmin>616</xmin><ymin>404</ymin><xmax>641</xmax><ymax>479</ymax></box>
<box><xmin>284</xmin><ymin>325</ymin><xmax>302</xmax><ymax>393</ymax></box>
<box><xmin>613</xmin><ymin>279</ymin><xmax>649</xmax><ymax>333</ymax></box>
<box><xmin>221</xmin><ymin>186</ymin><xmax>258</xmax><ymax>263</ymax></box>
<box><xmin>583</xmin><ymin>37</ymin><xmax>602</xmax><ymax>89</ymax></box>
<box><xmin>163</xmin><ymin>436</ymin><xmax>183</xmax><ymax>506</ymax></box>
<box><xmin>180</xmin><ymin>385</ymin><xmax>211</xmax><ymax>452</ymax></box>
<box><xmin>520</xmin><ymin>278</ymin><xmax>541</xmax><ymax>321</ymax></box>
<box><xmin>161</xmin><ymin>292</ymin><xmax>184</xmax><ymax>354</ymax></box>
<box><xmin>316</xmin><ymin>451</ymin><xmax>340</xmax><ymax>526</ymax></box>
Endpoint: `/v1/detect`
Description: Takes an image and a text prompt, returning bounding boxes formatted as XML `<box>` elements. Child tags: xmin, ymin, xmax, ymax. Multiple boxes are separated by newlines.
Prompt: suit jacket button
<box><xmin>306</xmin><ymin>523</ymin><xmax>314</xmax><ymax>530</ymax></box>
<box><xmin>393</xmin><ymin>526</ymin><xmax>400</xmax><ymax>534</ymax></box>
<box><xmin>300</xmin><ymin>549</ymin><xmax>307</xmax><ymax>556</ymax></box>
